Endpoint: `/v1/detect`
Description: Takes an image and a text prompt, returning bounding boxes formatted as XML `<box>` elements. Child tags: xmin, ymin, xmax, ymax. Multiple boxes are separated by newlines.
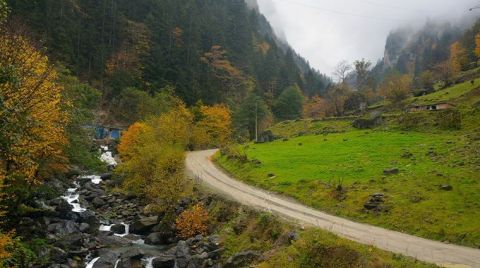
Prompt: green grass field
<box><xmin>409</xmin><ymin>78</ymin><xmax>480</xmax><ymax>105</ymax></box>
<box><xmin>216</xmin><ymin>129</ymin><xmax>480</xmax><ymax>247</ymax></box>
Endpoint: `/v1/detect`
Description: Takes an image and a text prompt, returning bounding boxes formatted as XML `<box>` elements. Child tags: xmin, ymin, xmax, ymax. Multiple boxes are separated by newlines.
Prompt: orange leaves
<box><xmin>200</xmin><ymin>45</ymin><xmax>252</xmax><ymax>101</ymax></box>
<box><xmin>0</xmin><ymin>29</ymin><xmax>68</xmax><ymax>184</ymax></box>
<box><xmin>303</xmin><ymin>96</ymin><xmax>328</xmax><ymax>119</ymax></box>
<box><xmin>0</xmin><ymin>230</ymin><xmax>13</xmax><ymax>261</ymax></box>
<box><xmin>118</xmin><ymin>122</ymin><xmax>148</xmax><ymax>161</ymax></box>
<box><xmin>175</xmin><ymin>204</ymin><xmax>209</xmax><ymax>239</ymax></box>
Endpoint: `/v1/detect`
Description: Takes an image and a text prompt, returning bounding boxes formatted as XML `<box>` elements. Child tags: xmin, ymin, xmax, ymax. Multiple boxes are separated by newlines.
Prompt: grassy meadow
<box><xmin>216</xmin><ymin>126</ymin><xmax>480</xmax><ymax>247</ymax></box>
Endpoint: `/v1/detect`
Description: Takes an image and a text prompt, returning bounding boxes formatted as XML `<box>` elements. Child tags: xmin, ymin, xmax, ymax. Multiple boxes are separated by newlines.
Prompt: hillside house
<box><xmin>407</xmin><ymin>103</ymin><xmax>455</xmax><ymax>112</ymax></box>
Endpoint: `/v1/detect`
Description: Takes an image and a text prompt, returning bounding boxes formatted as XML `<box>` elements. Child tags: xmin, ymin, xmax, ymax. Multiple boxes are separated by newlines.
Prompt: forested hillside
<box><xmin>7</xmin><ymin>0</ymin><xmax>329</xmax><ymax>125</ymax></box>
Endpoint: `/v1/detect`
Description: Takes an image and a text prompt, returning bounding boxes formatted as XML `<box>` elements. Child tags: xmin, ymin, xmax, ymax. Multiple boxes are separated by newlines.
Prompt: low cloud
<box><xmin>256</xmin><ymin>0</ymin><xmax>477</xmax><ymax>74</ymax></box>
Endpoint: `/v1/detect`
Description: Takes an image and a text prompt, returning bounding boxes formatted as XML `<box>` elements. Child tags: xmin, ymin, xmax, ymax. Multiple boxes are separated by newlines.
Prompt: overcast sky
<box><xmin>256</xmin><ymin>0</ymin><xmax>477</xmax><ymax>75</ymax></box>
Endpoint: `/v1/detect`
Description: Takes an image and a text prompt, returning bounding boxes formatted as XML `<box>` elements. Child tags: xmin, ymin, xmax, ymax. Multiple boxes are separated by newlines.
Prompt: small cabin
<box><xmin>407</xmin><ymin>103</ymin><xmax>455</xmax><ymax>113</ymax></box>
<box><xmin>95</xmin><ymin>126</ymin><xmax>125</xmax><ymax>140</ymax></box>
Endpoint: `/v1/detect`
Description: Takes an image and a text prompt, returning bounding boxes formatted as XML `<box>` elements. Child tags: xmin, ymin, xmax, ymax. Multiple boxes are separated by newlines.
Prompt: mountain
<box><xmin>373</xmin><ymin>17</ymin><xmax>479</xmax><ymax>83</ymax></box>
<box><xmin>6</xmin><ymin>0</ymin><xmax>329</xmax><ymax>119</ymax></box>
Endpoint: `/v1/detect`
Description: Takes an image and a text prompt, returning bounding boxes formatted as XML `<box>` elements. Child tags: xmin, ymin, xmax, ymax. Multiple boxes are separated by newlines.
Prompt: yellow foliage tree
<box><xmin>117</xmin><ymin>122</ymin><xmax>148</xmax><ymax>161</ymax></box>
<box><xmin>380</xmin><ymin>74</ymin><xmax>412</xmax><ymax>104</ymax></box>
<box><xmin>449</xmin><ymin>41</ymin><xmax>468</xmax><ymax>74</ymax></box>
<box><xmin>175</xmin><ymin>204</ymin><xmax>209</xmax><ymax>239</ymax></box>
<box><xmin>117</xmin><ymin>101</ymin><xmax>193</xmax><ymax>210</ymax></box>
<box><xmin>149</xmin><ymin>101</ymin><xmax>194</xmax><ymax>148</ymax></box>
<box><xmin>193</xmin><ymin>104</ymin><xmax>232</xmax><ymax>148</ymax></box>
<box><xmin>0</xmin><ymin>28</ymin><xmax>68</xmax><ymax>186</ymax></box>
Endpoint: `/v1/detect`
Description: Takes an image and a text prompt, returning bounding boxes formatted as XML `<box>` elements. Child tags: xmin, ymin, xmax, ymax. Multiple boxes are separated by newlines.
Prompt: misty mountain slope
<box><xmin>7</xmin><ymin>0</ymin><xmax>329</xmax><ymax>110</ymax></box>
<box><xmin>374</xmin><ymin>18</ymin><xmax>479</xmax><ymax>81</ymax></box>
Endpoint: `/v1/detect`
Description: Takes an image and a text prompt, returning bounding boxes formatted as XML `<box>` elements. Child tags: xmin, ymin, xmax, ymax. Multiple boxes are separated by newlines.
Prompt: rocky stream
<box><xmin>22</xmin><ymin>146</ymin><xmax>228</xmax><ymax>268</ymax></box>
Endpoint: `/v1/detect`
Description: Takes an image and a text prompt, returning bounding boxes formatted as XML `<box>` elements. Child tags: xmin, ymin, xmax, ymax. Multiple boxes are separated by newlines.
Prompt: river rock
<box><xmin>130</xmin><ymin>216</ymin><xmax>158</xmax><ymax>235</ymax></box>
<box><xmin>152</xmin><ymin>255</ymin><xmax>175</xmax><ymax>268</ymax></box>
<box><xmin>51</xmin><ymin>198</ymin><xmax>73</xmax><ymax>214</ymax></box>
<box><xmin>100</xmin><ymin>173</ymin><xmax>112</xmax><ymax>180</ymax></box>
<box><xmin>48</xmin><ymin>247</ymin><xmax>68</xmax><ymax>263</ymax></box>
<box><xmin>48</xmin><ymin>220</ymin><xmax>79</xmax><ymax>235</ymax></box>
<box><xmin>79</xmin><ymin>223</ymin><xmax>90</xmax><ymax>233</ymax></box>
<box><xmin>111</xmin><ymin>224</ymin><xmax>126</xmax><ymax>234</ymax></box>
<box><xmin>92</xmin><ymin>197</ymin><xmax>106</xmax><ymax>208</ymax></box>
<box><xmin>145</xmin><ymin>232</ymin><xmax>169</xmax><ymax>245</ymax></box>
<box><xmin>175</xmin><ymin>240</ymin><xmax>191</xmax><ymax>268</ymax></box>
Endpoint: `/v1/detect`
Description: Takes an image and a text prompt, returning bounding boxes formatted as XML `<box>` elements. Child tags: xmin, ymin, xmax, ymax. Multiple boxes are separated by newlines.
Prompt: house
<box><xmin>95</xmin><ymin>126</ymin><xmax>125</xmax><ymax>140</ymax></box>
<box><xmin>407</xmin><ymin>103</ymin><xmax>455</xmax><ymax>112</ymax></box>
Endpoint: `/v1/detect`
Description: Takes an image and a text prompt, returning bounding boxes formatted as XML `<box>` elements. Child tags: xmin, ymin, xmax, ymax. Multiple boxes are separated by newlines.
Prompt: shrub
<box><xmin>176</xmin><ymin>204</ymin><xmax>209</xmax><ymax>239</ymax></box>
<box><xmin>437</xmin><ymin>110</ymin><xmax>461</xmax><ymax>130</ymax></box>
<box><xmin>397</xmin><ymin>113</ymin><xmax>424</xmax><ymax>130</ymax></box>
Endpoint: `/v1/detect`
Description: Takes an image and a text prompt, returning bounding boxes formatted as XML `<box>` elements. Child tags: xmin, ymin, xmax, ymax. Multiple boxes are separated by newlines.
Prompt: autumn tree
<box><xmin>192</xmin><ymin>104</ymin><xmax>232</xmax><ymax>149</ymax></box>
<box><xmin>175</xmin><ymin>204</ymin><xmax>209</xmax><ymax>239</ymax></box>
<box><xmin>117</xmin><ymin>101</ymin><xmax>193</xmax><ymax>211</ymax></box>
<box><xmin>435</xmin><ymin>61</ymin><xmax>455</xmax><ymax>87</ymax></box>
<box><xmin>272</xmin><ymin>85</ymin><xmax>305</xmax><ymax>121</ymax></box>
<box><xmin>201</xmin><ymin>45</ymin><xmax>254</xmax><ymax>101</ymax></box>
<box><xmin>303</xmin><ymin>96</ymin><xmax>328</xmax><ymax>119</ymax></box>
<box><xmin>0</xmin><ymin>27</ymin><xmax>68</xmax><ymax>192</ymax></box>
<box><xmin>117</xmin><ymin>122</ymin><xmax>148</xmax><ymax>161</ymax></box>
<box><xmin>380</xmin><ymin>74</ymin><xmax>412</xmax><ymax>104</ymax></box>
<box><xmin>449</xmin><ymin>41</ymin><xmax>468</xmax><ymax>74</ymax></box>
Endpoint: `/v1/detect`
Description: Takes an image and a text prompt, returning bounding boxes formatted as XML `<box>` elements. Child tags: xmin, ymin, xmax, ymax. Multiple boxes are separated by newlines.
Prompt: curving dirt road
<box><xmin>186</xmin><ymin>149</ymin><xmax>480</xmax><ymax>268</ymax></box>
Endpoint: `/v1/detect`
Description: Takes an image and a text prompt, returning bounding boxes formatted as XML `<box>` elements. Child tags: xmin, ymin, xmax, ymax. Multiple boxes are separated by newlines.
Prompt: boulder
<box><xmin>110</xmin><ymin>224</ymin><xmax>126</xmax><ymax>234</ymax></box>
<box><xmin>130</xmin><ymin>216</ymin><xmax>159</xmax><ymax>235</ymax></box>
<box><xmin>48</xmin><ymin>221</ymin><xmax>79</xmax><ymax>235</ymax></box>
<box><xmin>224</xmin><ymin>250</ymin><xmax>260</xmax><ymax>268</ymax></box>
<box><xmin>363</xmin><ymin>193</ymin><xmax>386</xmax><ymax>212</ymax></box>
<box><xmin>145</xmin><ymin>232</ymin><xmax>170</xmax><ymax>245</ymax></box>
<box><xmin>152</xmin><ymin>255</ymin><xmax>175</xmax><ymax>268</ymax></box>
<box><xmin>92</xmin><ymin>197</ymin><xmax>106</xmax><ymax>208</ymax></box>
<box><xmin>100</xmin><ymin>173</ymin><xmax>113</xmax><ymax>180</ymax></box>
<box><xmin>51</xmin><ymin>198</ymin><xmax>73</xmax><ymax>214</ymax></box>
<box><xmin>79</xmin><ymin>223</ymin><xmax>90</xmax><ymax>233</ymax></box>
<box><xmin>175</xmin><ymin>240</ymin><xmax>191</xmax><ymax>268</ymax></box>
<box><xmin>440</xmin><ymin>184</ymin><xmax>453</xmax><ymax>191</ymax></box>
<box><xmin>49</xmin><ymin>247</ymin><xmax>68</xmax><ymax>263</ymax></box>
<box><xmin>92</xmin><ymin>250</ymin><xmax>121</xmax><ymax>268</ymax></box>
<box><xmin>383</xmin><ymin>168</ymin><xmax>399</xmax><ymax>175</ymax></box>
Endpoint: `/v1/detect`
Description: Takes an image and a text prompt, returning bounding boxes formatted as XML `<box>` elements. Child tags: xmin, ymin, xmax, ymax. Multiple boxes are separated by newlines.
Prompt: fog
<box><xmin>255</xmin><ymin>0</ymin><xmax>478</xmax><ymax>75</ymax></box>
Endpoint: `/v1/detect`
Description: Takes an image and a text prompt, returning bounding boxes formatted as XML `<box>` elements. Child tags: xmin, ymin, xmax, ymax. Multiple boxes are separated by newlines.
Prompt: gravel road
<box><xmin>186</xmin><ymin>149</ymin><xmax>480</xmax><ymax>268</ymax></box>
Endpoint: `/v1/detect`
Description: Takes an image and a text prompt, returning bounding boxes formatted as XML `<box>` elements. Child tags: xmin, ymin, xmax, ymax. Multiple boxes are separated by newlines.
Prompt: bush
<box><xmin>175</xmin><ymin>204</ymin><xmax>209</xmax><ymax>239</ymax></box>
<box><xmin>220</xmin><ymin>146</ymin><xmax>248</xmax><ymax>163</ymax></box>
<box><xmin>437</xmin><ymin>110</ymin><xmax>461</xmax><ymax>130</ymax></box>
<box><xmin>397</xmin><ymin>113</ymin><xmax>424</xmax><ymax>130</ymax></box>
